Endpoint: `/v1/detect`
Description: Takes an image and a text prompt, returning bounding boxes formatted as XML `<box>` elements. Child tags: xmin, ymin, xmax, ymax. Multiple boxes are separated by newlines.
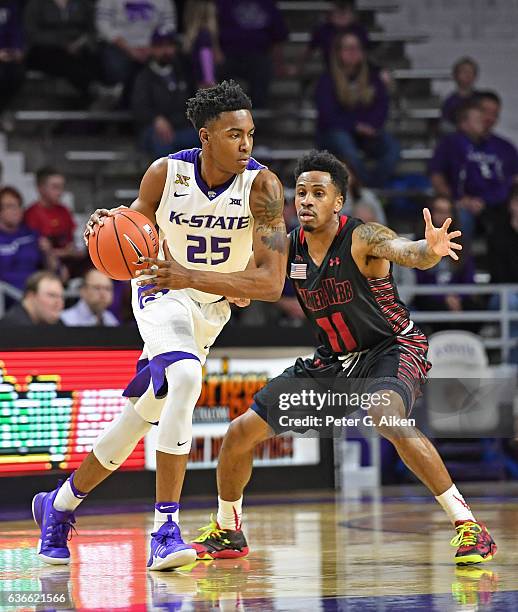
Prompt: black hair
<box><xmin>294</xmin><ymin>150</ymin><xmax>349</xmax><ymax>197</ymax></box>
<box><xmin>36</xmin><ymin>166</ymin><xmax>62</xmax><ymax>186</ymax></box>
<box><xmin>185</xmin><ymin>80</ymin><xmax>252</xmax><ymax>130</ymax></box>
<box><xmin>475</xmin><ymin>89</ymin><xmax>502</xmax><ymax>107</ymax></box>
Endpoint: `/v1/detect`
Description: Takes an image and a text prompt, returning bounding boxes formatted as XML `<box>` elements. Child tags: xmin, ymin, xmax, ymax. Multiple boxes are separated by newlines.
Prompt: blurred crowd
<box><xmin>0</xmin><ymin>0</ymin><xmax>516</xmax><ymax>345</ymax></box>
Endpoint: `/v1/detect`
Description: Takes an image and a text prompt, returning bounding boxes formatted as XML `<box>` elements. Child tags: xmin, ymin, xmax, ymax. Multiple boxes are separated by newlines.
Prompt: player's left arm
<box><xmin>137</xmin><ymin>170</ymin><xmax>288</xmax><ymax>301</ymax></box>
<box><xmin>352</xmin><ymin>207</ymin><xmax>462</xmax><ymax>270</ymax></box>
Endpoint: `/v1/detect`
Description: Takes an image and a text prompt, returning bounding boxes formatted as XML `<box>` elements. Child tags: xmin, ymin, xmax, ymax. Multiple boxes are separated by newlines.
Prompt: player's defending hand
<box><xmin>227</xmin><ymin>297</ymin><xmax>251</xmax><ymax>307</ymax></box>
<box><xmin>83</xmin><ymin>206</ymin><xmax>128</xmax><ymax>246</ymax></box>
<box><xmin>136</xmin><ymin>240</ymin><xmax>191</xmax><ymax>295</ymax></box>
<box><xmin>423</xmin><ymin>207</ymin><xmax>462</xmax><ymax>261</ymax></box>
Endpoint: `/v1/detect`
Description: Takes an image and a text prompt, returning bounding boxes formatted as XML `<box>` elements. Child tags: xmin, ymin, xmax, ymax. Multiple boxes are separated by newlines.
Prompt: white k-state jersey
<box><xmin>155</xmin><ymin>148</ymin><xmax>266</xmax><ymax>303</ymax></box>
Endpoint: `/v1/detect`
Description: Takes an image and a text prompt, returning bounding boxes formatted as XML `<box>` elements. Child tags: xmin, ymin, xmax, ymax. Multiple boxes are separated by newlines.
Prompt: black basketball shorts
<box><xmin>252</xmin><ymin>326</ymin><xmax>431</xmax><ymax>435</ymax></box>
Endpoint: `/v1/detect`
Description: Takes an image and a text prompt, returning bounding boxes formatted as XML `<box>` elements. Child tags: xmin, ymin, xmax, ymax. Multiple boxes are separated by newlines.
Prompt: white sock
<box><xmin>217</xmin><ymin>496</ymin><xmax>243</xmax><ymax>530</ymax></box>
<box><xmin>435</xmin><ymin>484</ymin><xmax>476</xmax><ymax>525</ymax></box>
<box><xmin>53</xmin><ymin>474</ymin><xmax>87</xmax><ymax>512</ymax></box>
<box><xmin>153</xmin><ymin>502</ymin><xmax>179</xmax><ymax>532</ymax></box>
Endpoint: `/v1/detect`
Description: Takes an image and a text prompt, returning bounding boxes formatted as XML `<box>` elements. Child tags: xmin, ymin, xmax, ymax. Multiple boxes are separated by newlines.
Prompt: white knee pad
<box><xmin>93</xmin><ymin>400</ymin><xmax>153</xmax><ymax>470</ymax></box>
<box><xmin>156</xmin><ymin>359</ymin><xmax>203</xmax><ymax>455</ymax></box>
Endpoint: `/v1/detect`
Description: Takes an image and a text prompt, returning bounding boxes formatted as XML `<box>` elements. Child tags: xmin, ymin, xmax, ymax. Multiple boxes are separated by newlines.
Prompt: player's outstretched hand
<box><xmin>423</xmin><ymin>207</ymin><xmax>463</xmax><ymax>260</ymax></box>
<box><xmin>136</xmin><ymin>239</ymin><xmax>191</xmax><ymax>295</ymax></box>
<box><xmin>227</xmin><ymin>297</ymin><xmax>251</xmax><ymax>307</ymax></box>
<box><xmin>83</xmin><ymin>206</ymin><xmax>127</xmax><ymax>246</ymax></box>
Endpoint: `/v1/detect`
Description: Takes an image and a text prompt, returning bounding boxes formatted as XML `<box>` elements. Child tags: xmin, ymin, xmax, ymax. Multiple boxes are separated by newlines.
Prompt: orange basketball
<box><xmin>88</xmin><ymin>209</ymin><xmax>159</xmax><ymax>280</ymax></box>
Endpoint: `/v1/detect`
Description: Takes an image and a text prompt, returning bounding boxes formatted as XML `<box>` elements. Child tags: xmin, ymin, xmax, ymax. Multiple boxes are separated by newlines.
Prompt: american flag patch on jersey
<box><xmin>290</xmin><ymin>262</ymin><xmax>307</xmax><ymax>279</ymax></box>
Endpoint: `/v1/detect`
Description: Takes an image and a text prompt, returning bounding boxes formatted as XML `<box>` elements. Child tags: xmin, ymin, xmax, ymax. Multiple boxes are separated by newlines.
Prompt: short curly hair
<box><xmin>186</xmin><ymin>80</ymin><xmax>252</xmax><ymax>130</ymax></box>
<box><xmin>294</xmin><ymin>150</ymin><xmax>349</xmax><ymax>197</ymax></box>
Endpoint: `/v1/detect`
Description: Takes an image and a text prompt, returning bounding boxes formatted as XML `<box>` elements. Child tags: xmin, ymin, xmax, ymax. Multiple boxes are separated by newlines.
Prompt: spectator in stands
<box><xmin>414</xmin><ymin>196</ymin><xmax>475</xmax><ymax>313</ymax></box>
<box><xmin>487</xmin><ymin>186</ymin><xmax>518</xmax><ymax>362</ymax></box>
<box><xmin>477</xmin><ymin>90</ymin><xmax>513</xmax><ymax>144</ymax></box>
<box><xmin>429</xmin><ymin>100</ymin><xmax>518</xmax><ymax>236</ymax></box>
<box><xmin>96</xmin><ymin>0</ymin><xmax>177</xmax><ymax>105</ymax></box>
<box><xmin>0</xmin><ymin>0</ymin><xmax>25</xmax><ymax>113</ymax></box>
<box><xmin>61</xmin><ymin>268</ymin><xmax>119</xmax><ymax>326</ymax></box>
<box><xmin>131</xmin><ymin>28</ymin><xmax>197</xmax><ymax>158</ymax></box>
<box><xmin>442</xmin><ymin>57</ymin><xmax>480</xmax><ymax>126</ymax></box>
<box><xmin>24</xmin><ymin>167</ymin><xmax>84</xmax><ymax>276</ymax></box>
<box><xmin>344</xmin><ymin>171</ymin><xmax>386</xmax><ymax>224</ymax></box>
<box><xmin>24</xmin><ymin>0</ymin><xmax>101</xmax><ymax>103</ymax></box>
<box><xmin>216</xmin><ymin>0</ymin><xmax>289</xmax><ymax>108</ymax></box>
<box><xmin>488</xmin><ymin>186</ymin><xmax>518</xmax><ymax>284</ymax></box>
<box><xmin>316</xmin><ymin>32</ymin><xmax>400</xmax><ymax>188</ymax></box>
<box><xmin>0</xmin><ymin>270</ymin><xmax>64</xmax><ymax>326</ymax></box>
<box><xmin>182</xmin><ymin>0</ymin><xmax>222</xmax><ymax>89</ymax></box>
<box><xmin>0</xmin><ymin>186</ymin><xmax>57</xmax><ymax>296</ymax></box>
<box><xmin>300</xmin><ymin>0</ymin><xmax>369</xmax><ymax>70</ymax></box>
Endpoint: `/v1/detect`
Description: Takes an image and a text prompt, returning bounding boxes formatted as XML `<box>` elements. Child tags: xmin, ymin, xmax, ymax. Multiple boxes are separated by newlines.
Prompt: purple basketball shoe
<box><xmin>147</xmin><ymin>516</ymin><xmax>197</xmax><ymax>571</ymax></box>
<box><xmin>32</xmin><ymin>488</ymin><xmax>76</xmax><ymax>565</ymax></box>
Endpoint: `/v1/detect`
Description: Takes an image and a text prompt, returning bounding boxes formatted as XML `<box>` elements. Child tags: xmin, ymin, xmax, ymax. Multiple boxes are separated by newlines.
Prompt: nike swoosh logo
<box><xmin>123</xmin><ymin>233</ymin><xmax>144</xmax><ymax>264</ymax></box>
<box><xmin>173</xmin><ymin>192</ymin><xmax>188</xmax><ymax>197</ymax></box>
<box><xmin>158</xmin><ymin>505</ymin><xmax>177</xmax><ymax>510</ymax></box>
<box><xmin>177</xmin><ymin>440</ymin><xmax>189</xmax><ymax>446</ymax></box>
<box><xmin>109</xmin><ymin>460</ymin><xmax>120</xmax><ymax>465</ymax></box>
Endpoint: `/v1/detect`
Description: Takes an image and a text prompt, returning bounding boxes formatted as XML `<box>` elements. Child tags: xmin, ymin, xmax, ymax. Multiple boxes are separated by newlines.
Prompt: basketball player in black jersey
<box><xmin>192</xmin><ymin>150</ymin><xmax>497</xmax><ymax>566</ymax></box>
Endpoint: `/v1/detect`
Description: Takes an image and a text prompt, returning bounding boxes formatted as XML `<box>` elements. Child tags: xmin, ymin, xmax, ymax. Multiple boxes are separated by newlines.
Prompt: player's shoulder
<box><xmin>250</xmin><ymin>168</ymin><xmax>282</xmax><ymax>194</ymax></box>
<box><xmin>245</xmin><ymin>156</ymin><xmax>267</xmax><ymax>172</ymax></box>
<box><xmin>168</xmin><ymin>148</ymin><xmax>201</xmax><ymax>164</ymax></box>
<box><xmin>249</xmin><ymin>168</ymin><xmax>284</xmax><ymax>212</ymax></box>
<box><xmin>251</xmin><ymin>167</ymin><xmax>280</xmax><ymax>188</ymax></box>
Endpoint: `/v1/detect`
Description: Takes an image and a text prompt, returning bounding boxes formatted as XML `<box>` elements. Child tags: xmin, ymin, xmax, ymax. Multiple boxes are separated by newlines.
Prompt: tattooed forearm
<box><xmin>355</xmin><ymin>222</ymin><xmax>441</xmax><ymax>269</ymax></box>
<box><xmin>258</xmin><ymin>225</ymin><xmax>287</xmax><ymax>253</ymax></box>
<box><xmin>251</xmin><ymin>172</ymin><xmax>288</xmax><ymax>254</ymax></box>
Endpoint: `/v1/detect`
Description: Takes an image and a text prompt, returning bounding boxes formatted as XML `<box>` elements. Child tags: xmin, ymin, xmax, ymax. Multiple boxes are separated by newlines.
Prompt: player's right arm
<box><xmin>83</xmin><ymin>158</ymin><xmax>167</xmax><ymax>246</ymax></box>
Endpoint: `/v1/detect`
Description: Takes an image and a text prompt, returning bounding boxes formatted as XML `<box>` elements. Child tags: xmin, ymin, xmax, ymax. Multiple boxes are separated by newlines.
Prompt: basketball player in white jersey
<box><xmin>31</xmin><ymin>81</ymin><xmax>287</xmax><ymax>571</ymax></box>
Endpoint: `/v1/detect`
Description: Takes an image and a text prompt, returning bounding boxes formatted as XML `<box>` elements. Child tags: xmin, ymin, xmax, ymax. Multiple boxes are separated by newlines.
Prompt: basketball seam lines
<box><xmin>94</xmin><ymin>226</ymin><xmax>110</xmax><ymax>276</ymax></box>
<box><xmin>112</xmin><ymin>215</ymin><xmax>134</xmax><ymax>278</ymax></box>
<box><xmin>118</xmin><ymin>210</ymin><xmax>152</xmax><ymax>258</ymax></box>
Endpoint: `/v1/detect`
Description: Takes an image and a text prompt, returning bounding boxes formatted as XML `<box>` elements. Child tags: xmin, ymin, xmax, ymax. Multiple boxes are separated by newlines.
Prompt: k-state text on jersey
<box><xmin>169</xmin><ymin>211</ymin><xmax>251</xmax><ymax>230</ymax></box>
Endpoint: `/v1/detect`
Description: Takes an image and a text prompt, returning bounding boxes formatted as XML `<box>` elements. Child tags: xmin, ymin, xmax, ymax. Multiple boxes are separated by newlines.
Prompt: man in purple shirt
<box><xmin>0</xmin><ymin>0</ymin><xmax>24</xmax><ymax>111</ymax></box>
<box><xmin>0</xmin><ymin>186</ymin><xmax>56</xmax><ymax>299</ymax></box>
<box><xmin>429</xmin><ymin>97</ymin><xmax>518</xmax><ymax>235</ymax></box>
<box><xmin>316</xmin><ymin>32</ymin><xmax>399</xmax><ymax>187</ymax></box>
<box><xmin>216</xmin><ymin>0</ymin><xmax>288</xmax><ymax>108</ymax></box>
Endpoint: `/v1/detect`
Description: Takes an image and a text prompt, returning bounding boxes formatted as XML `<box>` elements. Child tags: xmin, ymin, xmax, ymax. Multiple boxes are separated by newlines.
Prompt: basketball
<box><xmin>88</xmin><ymin>209</ymin><xmax>159</xmax><ymax>280</ymax></box>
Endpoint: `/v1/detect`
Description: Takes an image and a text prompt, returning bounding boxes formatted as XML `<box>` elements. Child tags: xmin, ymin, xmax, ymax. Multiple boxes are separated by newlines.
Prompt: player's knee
<box><xmin>165</xmin><ymin>359</ymin><xmax>202</xmax><ymax>400</ymax></box>
<box><xmin>94</xmin><ymin>402</ymin><xmax>152</xmax><ymax>470</ymax></box>
<box><xmin>367</xmin><ymin>390</ymin><xmax>408</xmax><ymax>441</ymax></box>
<box><xmin>223</xmin><ymin>413</ymin><xmax>265</xmax><ymax>453</ymax></box>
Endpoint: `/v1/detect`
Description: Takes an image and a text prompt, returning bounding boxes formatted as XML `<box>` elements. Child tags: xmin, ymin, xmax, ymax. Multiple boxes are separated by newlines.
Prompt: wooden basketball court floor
<box><xmin>1</xmin><ymin>485</ymin><xmax>517</xmax><ymax>611</ymax></box>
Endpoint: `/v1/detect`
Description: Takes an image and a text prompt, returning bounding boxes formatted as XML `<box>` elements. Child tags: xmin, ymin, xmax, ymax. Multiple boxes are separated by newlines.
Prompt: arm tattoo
<box><xmin>356</xmin><ymin>222</ymin><xmax>441</xmax><ymax>269</ymax></box>
<box><xmin>251</xmin><ymin>175</ymin><xmax>287</xmax><ymax>254</ymax></box>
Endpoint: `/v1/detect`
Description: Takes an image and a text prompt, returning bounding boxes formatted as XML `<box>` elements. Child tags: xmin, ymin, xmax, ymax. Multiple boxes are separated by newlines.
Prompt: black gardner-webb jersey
<box><xmin>288</xmin><ymin>215</ymin><xmax>412</xmax><ymax>354</ymax></box>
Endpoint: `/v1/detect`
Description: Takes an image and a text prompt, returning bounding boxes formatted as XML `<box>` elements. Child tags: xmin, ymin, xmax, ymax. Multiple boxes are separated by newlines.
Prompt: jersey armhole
<box><xmin>156</xmin><ymin>157</ymin><xmax>174</xmax><ymax>216</ymax></box>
